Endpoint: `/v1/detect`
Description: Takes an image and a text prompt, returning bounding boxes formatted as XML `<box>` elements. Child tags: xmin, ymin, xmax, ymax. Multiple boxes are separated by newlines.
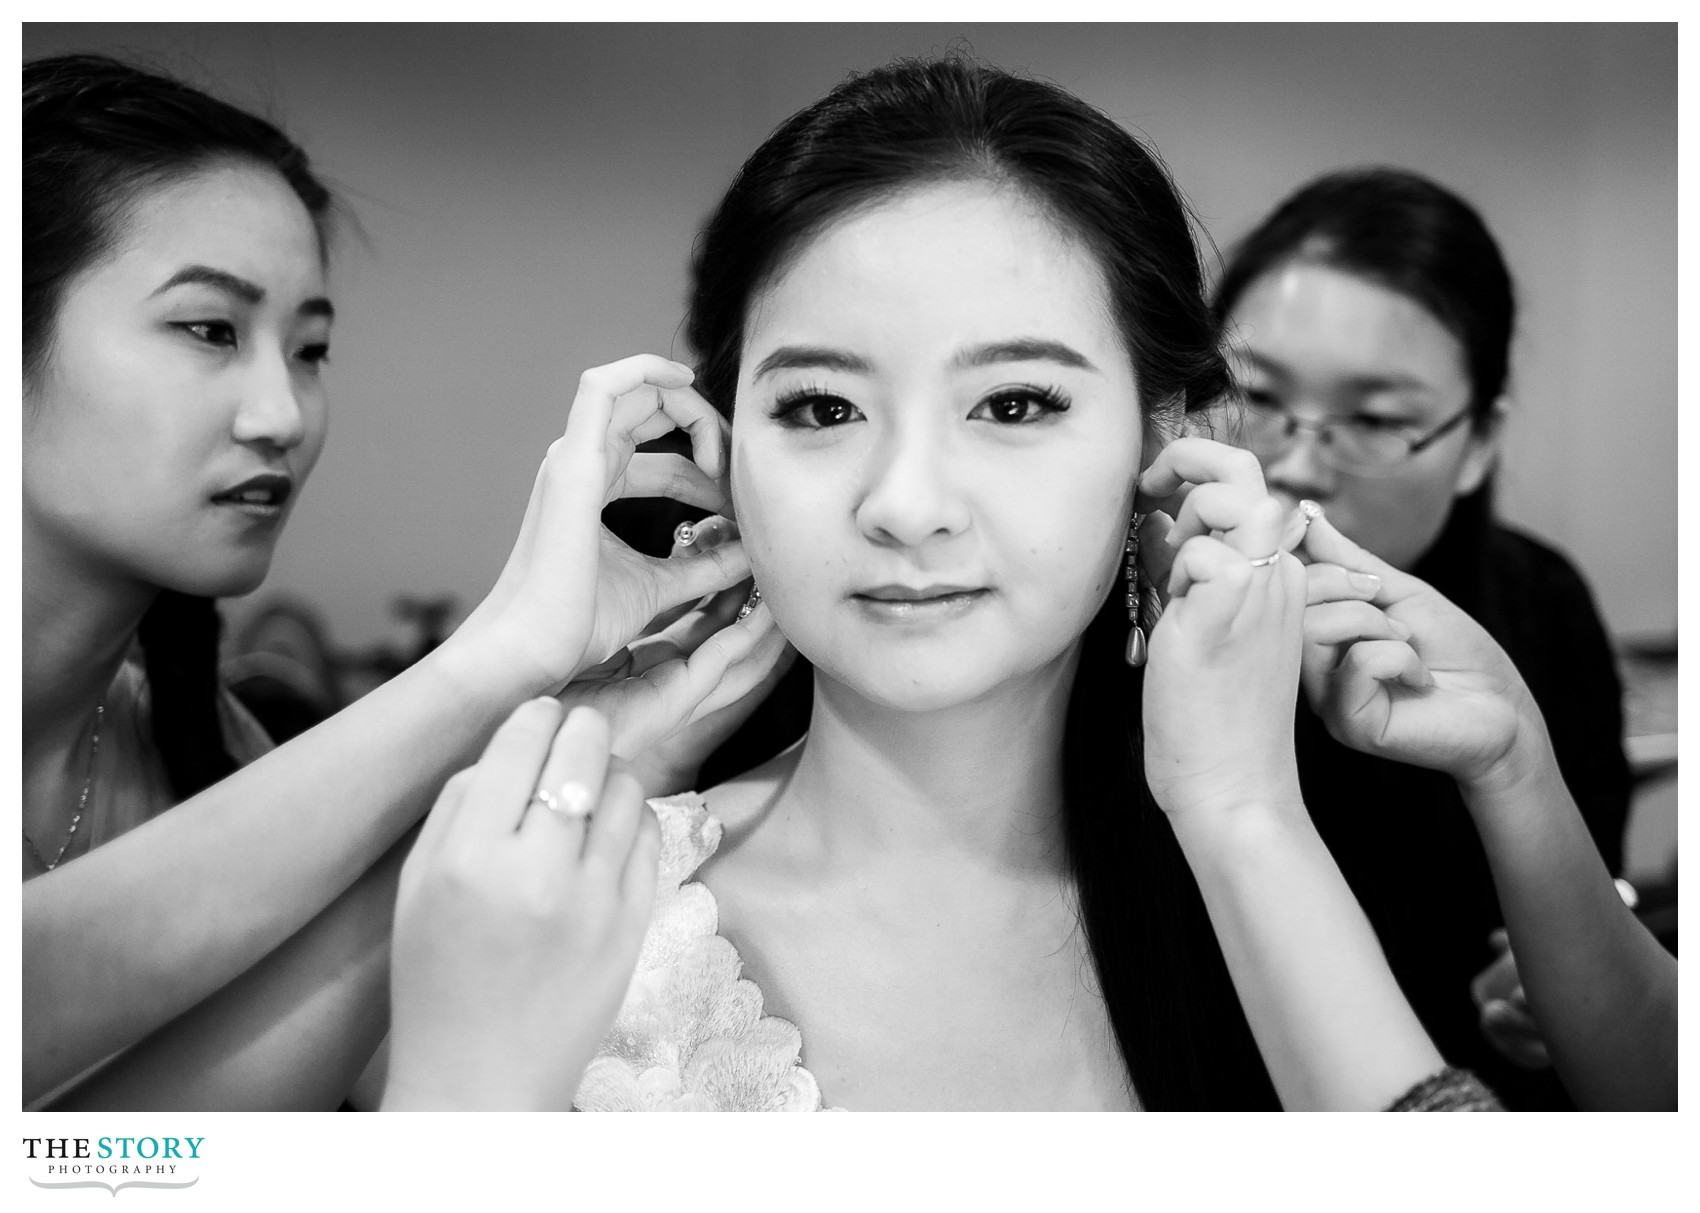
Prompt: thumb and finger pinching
<box><xmin>1299</xmin><ymin>510</ymin><xmax>1392</xmax><ymax>582</ymax></box>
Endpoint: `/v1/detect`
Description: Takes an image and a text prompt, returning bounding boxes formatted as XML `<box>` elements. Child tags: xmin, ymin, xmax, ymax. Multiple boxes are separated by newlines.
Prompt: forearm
<box><xmin>1171</xmin><ymin>803</ymin><xmax>1444</xmax><ymax>1110</ymax></box>
<box><xmin>24</xmin><ymin>632</ymin><xmax>536</xmax><ymax>1100</ymax></box>
<box><xmin>1463</xmin><ymin>735</ymin><xmax>1677</xmax><ymax>1110</ymax></box>
<box><xmin>47</xmin><ymin>831</ymin><xmax>409</xmax><ymax>1112</ymax></box>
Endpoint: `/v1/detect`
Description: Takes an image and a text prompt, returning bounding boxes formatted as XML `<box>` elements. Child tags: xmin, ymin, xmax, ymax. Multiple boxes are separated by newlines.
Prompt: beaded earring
<box><xmin>1125</xmin><ymin>514</ymin><xmax>1147</xmax><ymax>667</ymax></box>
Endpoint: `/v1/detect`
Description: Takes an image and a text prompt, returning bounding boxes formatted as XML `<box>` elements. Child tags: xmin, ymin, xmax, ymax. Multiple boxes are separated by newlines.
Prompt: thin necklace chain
<box><xmin>24</xmin><ymin>700</ymin><xmax>104</xmax><ymax>873</ymax></box>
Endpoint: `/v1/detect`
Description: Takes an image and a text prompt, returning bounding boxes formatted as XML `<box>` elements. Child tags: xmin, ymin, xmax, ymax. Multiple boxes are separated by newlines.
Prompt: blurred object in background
<box><xmin>1616</xmin><ymin>633</ymin><xmax>1676</xmax><ymax>955</ymax></box>
<box><xmin>224</xmin><ymin>599</ymin><xmax>341</xmax><ymax>743</ymax></box>
<box><xmin>224</xmin><ymin>592</ymin><xmax>465</xmax><ymax>738</ymax></box>
<box><xmin>391</xmin><ymin>593</ymin><xmax>458</xmax><ymax>663</ymax></box>
<box><xmin>1620</xmin><ymin>633</ymin><xmax>1677</xmax><ymax>780</ymax></box>
<box><xmin>336</xmin><ymin>593</ymin><xmax>464</xmax><ymax>701</ymax></box>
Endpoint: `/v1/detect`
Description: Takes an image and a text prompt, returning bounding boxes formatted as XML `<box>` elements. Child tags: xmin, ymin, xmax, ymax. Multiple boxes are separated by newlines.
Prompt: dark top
<box><xmin>1300</xmin><ymin>495</ymin><xmax>1631</xmax><ymax>1111</ymax></box>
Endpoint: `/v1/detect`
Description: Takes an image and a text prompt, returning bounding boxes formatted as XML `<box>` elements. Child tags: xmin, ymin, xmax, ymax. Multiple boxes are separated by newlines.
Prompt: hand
<box><xmin>561</xmin><ymin>517</ymin><xmax>796</xmax><ymax>797</ymax></box>
<box><xmin>1135</xmin><ymin>438</ymin><xmax>1310</xmax><ymax>818</ymax></box>
<box><xmin>455</xmin><ymin>355</ymin><xmax>754</xmax><ymax>694</ymax></box>
<box><xmin>1296</xmin><ymin>510</ymin><xmax>1543</xmax><ymax>791</ymax></box>
<box><xmin>1471</xmin><ymin>929</ymin><xmax>1552</xmax><ymax>1070</ymax></box>
<box><xmin>382</xmin><ymin>700</ymin><xmax>658</xmax><ymax>1111</ymax></box>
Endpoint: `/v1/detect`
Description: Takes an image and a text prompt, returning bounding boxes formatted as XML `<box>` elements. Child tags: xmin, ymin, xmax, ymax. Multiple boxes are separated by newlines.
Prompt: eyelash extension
<box><xmin>769</xmin><ymin>381</ymin><xmax>857</xmax><ymax>426</ymax></box>
<box><xmin>980</xmin><ymin>382</ymin><xmax>1072</xmax><ymax>420</ymax></box>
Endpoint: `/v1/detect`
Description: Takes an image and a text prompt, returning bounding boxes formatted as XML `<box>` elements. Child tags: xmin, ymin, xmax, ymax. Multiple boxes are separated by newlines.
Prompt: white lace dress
<box><xmin>572</xmin><ymin>794</ymin><xmax>836</xmax><ymax>1112</ymax></box>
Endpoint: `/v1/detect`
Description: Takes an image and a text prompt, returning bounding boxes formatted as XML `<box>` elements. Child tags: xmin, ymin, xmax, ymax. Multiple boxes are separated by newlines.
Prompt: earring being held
<box><xmin>737</xmin><ymin>585</ymin><xmax>762</xmax><ymax>620</ymax></box>
<box><xmin>1125</xmin><ymin>515</ymin><xmax>1146</xmax><ymax>667</ymax></box>
<box><xmin>1124</xmin><ymin>513</ymin><xmax>1164</xmax><ymax>667</ymax></box>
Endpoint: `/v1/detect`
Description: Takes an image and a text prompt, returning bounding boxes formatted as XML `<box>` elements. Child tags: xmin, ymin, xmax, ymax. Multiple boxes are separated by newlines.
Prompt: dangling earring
<box><xmin>1124</xmin><ymin>513</ymin><xmax>1147</xmax><ymax>667</ymax></box>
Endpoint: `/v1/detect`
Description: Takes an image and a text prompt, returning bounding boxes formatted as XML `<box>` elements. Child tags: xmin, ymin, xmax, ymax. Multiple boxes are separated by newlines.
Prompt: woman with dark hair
<box><xmin>532</xmin><ymin>56</ymin><xmax>1495</xmax><ymax>1112</ymax></box>
<box><xmin>1214</xmin><ymin>168</ymin><xmax>1633</xmax><ymax>1107</ymax></box>
<box><xmin>22</xmin><ymin>54</ymin><xmax>775</xmax><ymax>1108</ymax></box>
<box><xmin>22</xmin><ymin>52</ymin><xmax>337</xmax><ymax>871</ymax></box>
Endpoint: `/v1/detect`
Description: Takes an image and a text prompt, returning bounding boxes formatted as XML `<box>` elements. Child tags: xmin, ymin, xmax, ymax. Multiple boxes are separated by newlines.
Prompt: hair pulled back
<box><xmin>688</xmin><ymin>56</ymin><xmax>1277</xmax><ymax>1108</ymax></box>
<box><xmin>24</xmin><ymin>53</ymin><xmax>335</xmax><ymax>800</ymax></box>
<box><xmin>1214</xmin><ymin>167</ymin><xmax>1515</xmax><ymax>427</ymax></box>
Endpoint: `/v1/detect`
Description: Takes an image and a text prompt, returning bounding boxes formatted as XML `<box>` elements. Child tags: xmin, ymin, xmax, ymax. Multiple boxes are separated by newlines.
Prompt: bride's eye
<box><xmin>771</xmin><ymin>386</ymin><xmax>864</xmax><ymax>430</ymax></box>
<box><xmin>968</xmin><ymin>385</ymin><xmax>1072</xmax><ymax>425</ymax></box>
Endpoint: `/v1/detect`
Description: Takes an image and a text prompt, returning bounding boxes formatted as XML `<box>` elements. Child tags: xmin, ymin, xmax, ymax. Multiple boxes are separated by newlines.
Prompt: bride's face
<box><xmin>731</xmin><ymin>181</ymin><xmax>1142</xmax><ymax>710</ymax></box>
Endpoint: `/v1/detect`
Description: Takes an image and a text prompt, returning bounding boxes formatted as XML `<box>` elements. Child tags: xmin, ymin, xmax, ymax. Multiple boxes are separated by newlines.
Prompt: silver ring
<box><xmin>533</xmin><ymin>782</ymin><xmax>593</xmax><ymax>820</ymax></box>
<box><xmin>1247</xmin><ymin>552</ymin><xmax>1282</xmax><ymax>568</ymax></box>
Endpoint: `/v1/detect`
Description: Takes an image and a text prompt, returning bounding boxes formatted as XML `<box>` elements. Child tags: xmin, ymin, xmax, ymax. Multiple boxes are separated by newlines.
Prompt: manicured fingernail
<box><xmin>1348</xmin><ymin>572</ymin><xmax>1380</xmax><ymax>594</ymax></box>
<box><xmin>668</xmin><ymin>359</ymin><xmax>695</xmax><ymax>377</ymax></box>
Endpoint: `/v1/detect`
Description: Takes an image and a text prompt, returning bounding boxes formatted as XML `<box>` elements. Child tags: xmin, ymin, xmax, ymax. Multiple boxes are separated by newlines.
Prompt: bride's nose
<box><xmin>853</xmin><ymin>416</ymin><xmax>971</xmax><ymax>548</ymax></box>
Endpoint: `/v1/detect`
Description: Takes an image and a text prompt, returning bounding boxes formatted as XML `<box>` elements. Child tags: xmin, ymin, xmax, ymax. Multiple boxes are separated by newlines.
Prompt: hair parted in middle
<box><xmin>687</xmin><ymin>54</ymin><xmax>1230</xmax><ymax>428</ymax></box>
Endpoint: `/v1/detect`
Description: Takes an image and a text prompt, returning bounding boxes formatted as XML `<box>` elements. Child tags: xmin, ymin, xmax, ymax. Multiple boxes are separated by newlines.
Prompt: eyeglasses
<box><xmin>1233</xmin><ymin>401</ymin><xmax>1475</xmax><ymax>475</ymax></box>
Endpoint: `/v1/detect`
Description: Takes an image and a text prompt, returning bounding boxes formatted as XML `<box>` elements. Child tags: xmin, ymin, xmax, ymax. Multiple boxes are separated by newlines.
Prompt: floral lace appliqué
<box><xmin>573</xmin><ymin>793</ymin><xmax>832</xmax><ymax>1112</ymax></box>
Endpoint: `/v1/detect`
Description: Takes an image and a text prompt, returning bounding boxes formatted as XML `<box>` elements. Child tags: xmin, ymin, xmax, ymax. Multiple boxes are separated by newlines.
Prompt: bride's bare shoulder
<box><xmin>693</xmin><ymin>740</ymin><xmax>802</xmax><ymax>842</ymax></box>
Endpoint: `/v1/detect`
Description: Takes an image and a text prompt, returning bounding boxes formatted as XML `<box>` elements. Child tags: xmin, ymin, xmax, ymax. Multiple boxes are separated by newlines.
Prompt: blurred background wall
<box><xmin>22</xmin><ymin>22</ymin><xmax>1676</xmax><ymax>651</ymax></box>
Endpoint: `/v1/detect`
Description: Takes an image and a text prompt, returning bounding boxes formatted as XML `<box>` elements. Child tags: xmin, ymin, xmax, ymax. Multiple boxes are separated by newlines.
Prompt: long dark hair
<box><xmin>689</xmin><ymin>56</ymin><xmax>1277</xmax><ymax>1108</ymax></box>
<box><xmin>24</xmin><ymin>53</ymin><xmax>336</xmax><ymax>798</ymax></box>
<box><xmin>1212</xmin><ymin>167</ymin><xmax>1516</xmax><ymax>606</ymax></box>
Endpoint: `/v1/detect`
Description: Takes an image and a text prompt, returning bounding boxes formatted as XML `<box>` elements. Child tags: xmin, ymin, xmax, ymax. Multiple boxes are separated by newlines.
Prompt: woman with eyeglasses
<box><xmin>1214</xmin><ymin>168</ymin><xmax>1632</xmax><ymax>1109</ymax></box>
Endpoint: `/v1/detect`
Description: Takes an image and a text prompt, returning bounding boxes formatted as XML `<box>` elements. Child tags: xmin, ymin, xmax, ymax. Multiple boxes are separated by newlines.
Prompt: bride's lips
<box><xmin>850</xmin><ymin>583</ymin><xmax>990</xmax><ymax>621</ymax></box>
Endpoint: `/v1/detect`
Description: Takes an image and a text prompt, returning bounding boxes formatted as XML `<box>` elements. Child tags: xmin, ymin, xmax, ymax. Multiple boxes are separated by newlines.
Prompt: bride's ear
<box><xmin>1138</xmin><ymin>392</ymin><xmax>1191</xmax><ymax>475</ymax></box>
<box><xmin>719</xmin><ymin>430</ymin><xmax>741</xmax><ymax>524</ymax></box>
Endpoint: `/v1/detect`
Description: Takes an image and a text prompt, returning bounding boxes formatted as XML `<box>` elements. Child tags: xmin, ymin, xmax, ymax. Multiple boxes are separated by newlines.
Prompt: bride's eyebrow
<box><xmin>952</xmin><ymin>338</ymin><xmax>1097</xmax><ymax>373</ymax></box>
<box><xmin>752</xmin><ymin>345</ymin><xmax>872</xmax><ymax>381</ymax></box>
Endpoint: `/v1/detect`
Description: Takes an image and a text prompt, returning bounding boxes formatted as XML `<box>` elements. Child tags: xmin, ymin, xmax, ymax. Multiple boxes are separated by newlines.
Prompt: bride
<box><xmin>548</xmin><ymin>57</ymin><xmax>1467</xmax><ymax>1112</ymax></box>
<box><xmin>385</xmin><ymin>55</ymin><xmax>1669</xmax><ymax>1115</ymax></box>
